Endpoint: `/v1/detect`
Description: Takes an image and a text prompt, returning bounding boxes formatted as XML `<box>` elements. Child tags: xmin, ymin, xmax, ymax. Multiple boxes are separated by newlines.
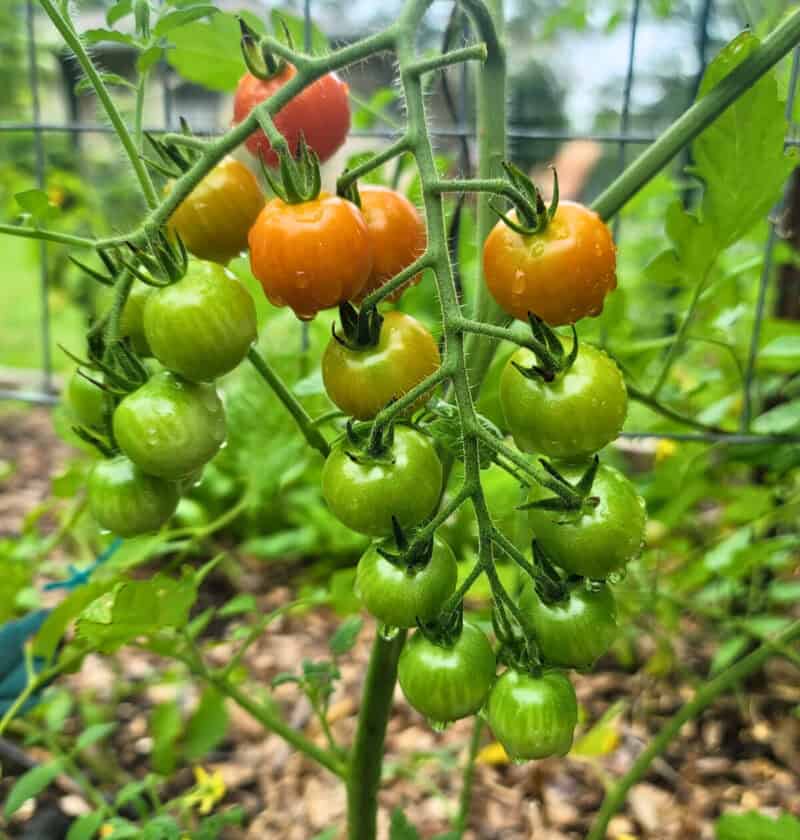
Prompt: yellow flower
<box><xmin>476</xmin><ymin>741</ymin><xmax>510</xmax><ymax>765</ymax></box>
<box><xmin>654</xmin><ymin>438</ymin><xmax>678</xmax><ymax>464</ymax></box>
<box><xmin>184</xmin><ymin>766</ymin><xmax>226</xmax><ymax>815</ymax></box>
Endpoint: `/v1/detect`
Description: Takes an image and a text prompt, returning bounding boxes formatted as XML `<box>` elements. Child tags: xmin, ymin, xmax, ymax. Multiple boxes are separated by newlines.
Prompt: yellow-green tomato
<box><xmin>487</xmin><ymin>669</ymin><xmax>578</xmax><ymax>760</ymax></box>
<box><xmin>89</xmin><ymin>456</ymin><xmax>179</xmax><ymax>537</ymax></box>
<box><xmin>321</xmin><ymin>426</ymin><xmax>443</xmax><ymax>537</ymax></box>
<box><xmin>120</xmin><ymin>281</ymin><xmax>154</xmax><ymax>356</ymax></box>
<box><xmin>500</xmin><ymin>340</ymin><xmax>627</xmax><ymax>460</ymax></box>
<box><xmin>322</xmin><ymin>311</ymin><xmax>441</xmax><ymax>420</ymax></box>
<box><xmin>398</xmin><ymin>622</ymin><xmax>496</xmax><ymax>724</ymax></box>
<box><xmin>356</xmin><ymin>536</ymin><xmax>457</xmax><ymax>628</ymax></box>
<box><xmin>143</xmin><ymin>261</ymin><xmax>257</xmax><ymax>383</ymax></box>
<box><xmin>113</xmin><ymin>371</ymin><xmax>226</xmax><ymax>480</ymax></box>
<box><xmin>66</xmin><ymin>369</ymin><xmax>106</xmax><ymax>429</ymax></box>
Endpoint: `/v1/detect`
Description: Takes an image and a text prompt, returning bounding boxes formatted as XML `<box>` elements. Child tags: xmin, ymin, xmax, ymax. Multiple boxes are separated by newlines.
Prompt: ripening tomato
<box><xmin>89</xmin><ymin>456</ymin><xmax>179</xmax><ymax>537</ymax></box>
<box><xmin>120</xmin><ymin>281</ymin><xmax>154</xmax><ymax>356</ymax></box>
<box><xmin>527</xmin><ymin>462</ymin><xmax>646</xmax><ymax>578</ymax></box>
<box><xmin>500</xmin><ymin>339</ymin><xmax>627</xmax><ymax>460</ymax></box>
<box><xmin>356</xmin><ymin>536</ymin><xmax>457</xmax><ymax>628</ymax></box>
<box><xmin>398</xmin><ymin>622</ymin><xmax>496</xmax><ymax>723</ymax></box>
<box><xmin>67</xmin><ymin>369</ymin><xmax>106</xmax><ymax>429</ymax></box>
<box><xmin>354</xmin><ymin>186</ymin><xmax>427</xmax><ymax>302</ymax></box>
<box><xmin>487</xmin><ymin>669</ymin><xmax>577</xmax><ymax>760</ymax></box>
<box><xmin>483</xmin><ymin>201</ymin><xmax>616</xmax><ymax>326</ymax></box>
<box><xmin>233</xmin><ymin>66</ymin><xmax>350</xmax><ymax>166</ymax></box>
<box><xmin>143</xmin><ymin>260</ymin><xmax>257</xmax><ymax>382</ymax></box>
<box><xmin>113</xmin><ymin>371</ymin><xmax>226</xmax><ymax>480</ymax></box>
<box><xmin>321</xmin><ymin>426</ymin><xmax>443</xmax><ymax>537</ymax></box>
<box><xmin>519</xmin><ymin>580</ymin><xmax>617</xmax><ymax>669</ymax></box>
<box><xmin>166</xmin><ymin>158</ymin><xmax>264</xmax><ymax>265</ymax></box>
<box><xmin>322</xmin><ymin>311</ymin><xmax>441</xmax><ymax>420</ymax></box>
<box><xmin>248</xmin><ymin>193</ymin><xmax>372</xmax><ymax>320</ymax></box>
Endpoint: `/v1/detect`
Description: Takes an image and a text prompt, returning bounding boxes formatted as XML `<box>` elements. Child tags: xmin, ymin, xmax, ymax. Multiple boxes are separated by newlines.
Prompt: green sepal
<box><xmin>493</xmin><ymin>163</ymin><xmax>560</xmax><ymax>237</ymax></box>
<box><xmin>238</xmin><ymin>17</ymin><xmax>284</xmax><ymax>79</ymax></box>
<box><xmin>260</xmin><ymin>134</ymin><xmax>322</xmax><ymax>203</ymax></box>
<box><xmin>331</xmin><ymin>302</ymin><xmax>383</xmax><ymax>351</ymax></box>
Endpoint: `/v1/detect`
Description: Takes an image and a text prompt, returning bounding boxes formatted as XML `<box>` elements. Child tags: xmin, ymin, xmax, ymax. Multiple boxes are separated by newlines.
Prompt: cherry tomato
<box><xmin>527</xmin><ymin>462</ymin><xmax>646</xmax><ymax>578</ymax></box>
<box><xmin>487</xmin><ymin>669</ymin><xmax>577</xmax><ymax>760</ymax></box>
<box><xmin>483</xmin><ymin>201</ymin><xmax>616</xmax><ymax>326</ymax></box>
<box><xmin>66</xmin><ymin>369</ymin><xmax>106</xmax><ymax>429</ymax></box>
<box><xmin>120</xmin><ymin>281</ymin><xmax>154</xmax><ymax>356</ymax></box>
<box><xmin>233</xmin><ymin>66</ymin><xmax>350</xmax><ymax>166</ymax></box>
<box><xmin>89</xmin><ymin>456</ymin><xmax>179</xmax><ymax>537</ymax></box>
<box><xmin>354</xmin><ymin>186</ymin><xmax>426</xmax><ymax>301</ymax></box>
<box><xmin>321</xmin><ymin>426</ymin><xmax>443</xmax><ymax>537</ymax></box>
<box><xmin>322</xmin><ymin>311</ymin><xmax>441</xmax><ymax>420</ymax></box>
<box><xmin>500</xmin><ymin>340</ymin><xmax>627</xmax><ymax>460</ymax></box>
<box><xmin>166</xmin><ymin>158</ymin><xmax>265</xmax><ymax>265</ymax></box>
<box><xmin>113</xmin><ymin>371</ymin><xmax>226</xmax><ymax>480</ymax></box>
<box><xmin>248</xmin><ymin>193</ymin><xmax>372</xmax><ymax>320</ymax></box>
<box><xmin>143</xmin><ymin>260</ymin><xmax>257</xmax><ymax>382</ymax></box>
<box><xmin>356</xmin><ymin>536</ymin><xmax>457</xmax><ymax>628</ymax></box>
<box><xmin>398</xmin><ymin>622</ymin><xmax>496</xmax><ymax>723</ymax></box>
<box><xmin>519</xmin><ymin>580</ymin><xmax>617</xmax><ymax>669</ymax></box>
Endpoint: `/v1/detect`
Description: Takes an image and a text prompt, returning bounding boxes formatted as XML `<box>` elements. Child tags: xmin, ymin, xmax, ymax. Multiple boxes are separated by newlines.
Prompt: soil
<box><xmin>1</xmin><ymin>407</ymin><xmax>798</xmax><ymax>839</ymax></box>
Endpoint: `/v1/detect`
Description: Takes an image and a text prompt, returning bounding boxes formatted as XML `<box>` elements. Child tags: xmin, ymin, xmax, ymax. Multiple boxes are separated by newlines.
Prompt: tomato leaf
<box><xmin>15</xmin><ymin>189</ymin><xmax>58</xmax><ymax>224</ymax></box>
<box><xmin>154</xmin><ymin>4</ymin><xmax>219</xmax><ymax>37</ymax></box>
<box><xmin>75</xmin><ymin>73</ymin><xmax>136</xmax><ymax>95</ymax></box>
<box><xmin>83</xmin><ymin>28</ymin><xmax>136</xmax><ymax>46</ymax></box>
<box><xmin>67</xmin><ymin>812</ymin><xmax>105</xmax><ymax>840</ymax></box>
<box><xmin>184</xmin><ymin>686</ymin><xmax>229</xmax><ymax>761</ymax></box>
<box><xmin>752</xmin><ymin>399</ymin><xmax>800</xmax><ymax>434</ymax></box>
<box><xmin>74</xmin><ymin>721</ymin><xmax>117</xmax><ymax>752</ymax></box>
<box><xmin>270</xmin><ymin>9</ymin><xmax>329</xmax><ymax>55</ymax></box>
<box><xmin>150</xmin><ymin>700</ymin><xmax>182</xmax><ymax>776</ymax></box>
<box><xmin>106</xmin><ymin>0</ymin><xmax>133</xmax><ymax>26</ymax></box>
<box><xmin>389</xmin><ymin>809</ymin><xmax>421</xmax><ymax>840</ymax></box>
<box><xmin>329</xmin><ymin>615</ymin><xmax>363</xmax><ymax>656</ymax></box>
<box><xmin>715</xmin><ymin>810</ymin><xmax>800</xmax><ymax>840</ymax></box>
<box><xmin>3</xmin><ymin>760</ymin><xmax>63</xmax><ymax>817</ymax></box>
<box><xmin>138</xmin><ymin>45</ymin><xmax>164</xmax><ymax>75</ymax></box>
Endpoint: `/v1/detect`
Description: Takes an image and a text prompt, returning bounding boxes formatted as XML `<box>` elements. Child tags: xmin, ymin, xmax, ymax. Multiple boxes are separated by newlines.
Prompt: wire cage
<box><xmin>1</xmin><ymin>0</ymin><xmax>799</xmax><ymax>449</ymax></box>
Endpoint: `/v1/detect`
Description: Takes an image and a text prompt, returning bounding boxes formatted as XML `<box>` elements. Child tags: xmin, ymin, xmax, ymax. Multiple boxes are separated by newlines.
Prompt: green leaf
<box><xmin>75</xmin><ymin>73</ymin><xmax>136</xmax><ymax>95</ymax></box>
<box><xmin>219</xmin><ymin>593</ymin><xmax>257</xmax><ymax>617</ymax></box>
<box><xmin>389</xmin><ymin>809</ymin><xmax>421</xmax><ymax>840</ymax></box>
<box><xmin>83</xmin><ymin>28</ymin><xmax>136</xmax><ymax>46</ymax></box>
<box><xmin>106</xmin><ymin>0</ymin><xmax>133</xmax><ymax>26</ymax></box>
<box><xmin>270</xmin><ymin>9</ymin><xmax>329</xmax><ymax>54</ymax></box>
<box><xmin>67</xmin><ymin>812</ymin><xmax>105</xmax><ymax>840</ymax></box>
<box><xmin>34</xmin><ymin>581</ymin><xmax>114</xmax><ymax>659</ymax></box>
<box><xmin>311</xmin><ymin>831</ymin><xmax>338</xmax><ymax>840</ymax></box>
<box><xmin>166</xmin><ymin>11</ymin><xmax>264</xmax><ymax>92</ymax></box>
<box><xmin>716</xmin><ymin>810</ymin><xmax>800</xmax><ymax>840</ymax></box>
<box><xmin>154</xmin><ymin>4</ymin><xmax>218</xmax><ymax>36</ymax></box>
<box><xmin>150</xmin><ymin>700</ymin><xmax>182</xmax><ymax>776</ymax></box>
<box><xmin>184</xmin><ymin>687</ymin><xmax>228</xmax><ymax>761</ymax></box>
<box><xmin>4</xmin><ymin>761</ymin><xmax>63</xmax><ymax>817</ymax></box>
<box><xmin>329</xmin><ymin>615</ymin><xmax>363</xmax><ymax>656</ymax></box>
<box><xmin>759</xmin><ymin>335</ymin><xmax>800</xmax><ymax>361</ymax></box>
<box><xmin>752</xmin><ymin>400</ymin><xmax>800</xmax><ymax>434</ymax></box>
<box><xmin>74</xmin><ymin>721</ymin><xmax>117</xmax><ymax>752</ymax></box>
<box><xmin>138</xmin><ymin>45</ymin><xmax>164</xmax><ymax>75</ymax></box>
<box><xmin>114</xmin><ymin>778</ymin><xmax>151</xmax><ymax>809</ymax></box>
<box><xmin>710</xmin><ymin>635</ymin><xmax>750</xmax><ymax>675</ymax></box>
<box><xmin>15</xmin><ymin>189</ymin><xmax>58</xmax><ymax>224</ymax></box>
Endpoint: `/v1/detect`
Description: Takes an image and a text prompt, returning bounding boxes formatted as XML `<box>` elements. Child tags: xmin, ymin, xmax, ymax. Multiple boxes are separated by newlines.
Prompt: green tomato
<box><xmin>519</xmin><ymin>580</ymin><xmax>617</xmax><ymax>668</ymax></box>
<box><xmin>500</xmin><ymin>341</ymin><xmax>627</xmax><ymax>460</ymax></box>
<box><xmin>527</xmin><ymin>462</ymin><xmax>646</xmax><ymax>578</ymax></box>
<box><xmin>487</xmin><ymin>669</ymin><xmax>578</xmax><ymax>760</ymax></box>
<box><xmin>398</xmin><ymin>622</ymin><xmax>496</xmax><ymax>724</ymax></box>
<box><xmin>356</xmin><ymin>536</ymin><xmax>457</xmax><ymax>628</ymax></box>
<box><xmin>89</xmin><ymin>456</ymin><xmax>179</xmax><ymax>537</ymax></box>
<box><xmin>113</xmin><ymin>371</ymin><xmax>226</xmax><ymax>480</ymax></box>
<box><xmin>321</xmin><ymin>426</ymin><xmax>443</xmax><ymax>537</ymax></box>
<box><xmin>144</xmin><ymin>260</ymin><xmax>257</xmax><ymax>382</ymax></box>
<box><xmin>120</xmin><ymin>281</ymin><xmax>154</xmax><ymax>356</ymax></box>
<box><xmin>66</xmin><ymin>369</ymin><xmax>106</xmax><ymax>429</ymax></box>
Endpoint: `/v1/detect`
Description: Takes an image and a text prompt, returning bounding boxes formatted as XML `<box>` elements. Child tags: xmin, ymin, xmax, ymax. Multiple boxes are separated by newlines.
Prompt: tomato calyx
<box><xmin>238</xmin><ymin>17</ymin><xmax>286</xmax><ymax>80</ymax></box>
<box><xmin>331</xmin><ymin>302</ymin><xmax>383</xmax><ymax>351</ymax></box>
<box><xmin>416</xmin><ymin>603</ymin><xmax>464</xmax><ymax>649</ymax></box>
<box><xmin>343</xmin><ymin>417</ymin><xmax>397</xmax><ymax>462</ymax></box>
<box><xmin>336</xmin><ymin>174</ymin><xmax>362</xmax><ymax>208</ymax></box>
<box><xmin>513</xmin><ymin>314</ymin><xmax>579</xmax><ymax>383</ymax></box>
<box><xmin>375</xmin><ymin>516</ymin><xmax>438</xmax><ymax>574</ymax></box>
<box><xmin>520</xmin><ymin>456</ymin><xmax>601</xmax><ymax>517</ymax></box>
<box><xmin>120</xmin><ymin>229</ymin><xmax>188</xmax><ymax>287</ymax></box>
<box><xmin>142</xmin><ymin>121</ymin><xmax>199</xmax><ymax>180</ymax></box>
<box><xmin>492</xmin><ymin>163</ymin><xmax>560</xmax><ymax>237</ymax></box>
<box><xmin>260</xmin><ymin>134</ymin><xmax>321</xmax><ymax>204</ymax></box>
<box><xmin>492</xmin><ymin>605</ymin><xmax>541</xmax><ymax>674</ymax></box>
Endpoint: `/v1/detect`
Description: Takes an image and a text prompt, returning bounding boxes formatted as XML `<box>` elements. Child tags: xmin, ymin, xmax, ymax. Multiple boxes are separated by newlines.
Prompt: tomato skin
<box><xmin>233</xmin><ymin>67</ymin><xmax>350</xmax><ymax>166</ymax></box>
<box><xmin>356</xmin><ymin>536</ymin><xmax>457</xmax><ymax>628</ymax></box>
<box><xmin>322</xmin><ymin>312</ymin><xmax>441</xmax><ymax>420</ymax></box>
<box><xmin>89</xmin><ymin>456</ymin><xmax>179</xmax><ymax>537</ymax></box>
<box><xmin>143</xmin><ymin>261</ymin><xmax>257</xmax><ymax>382</ymax></box>
<box><xmin>483</xmin><ymin>201</ymin><xmax>616</xmax><ymax>326</ymax></box>
<box><xmin>527</xmin><ymin>462</ymin><xmax>646</xmax><ymax>578</ymax></box>
<box><xmin>354</xmin><ymin>186</ymin><xmax>426</xmax><ymax>301</ymax></box>
<box><xmin>519</xmin><ymin>581</ymin><xmax>617</xmax><ymax>669</ymax></box>
<box><xmin>398</xmin><ymin>622</ymin><xmax>496</xmax><ymax>723</ymax></box>
<box><xmin>166</xmin><ymin>158</ymin><xmax>264</xmax><ymax>265</ymax></box>
<box><xmin>67</xmin><ymin>370</ymin><xmax>106</xmax><ymax>429</ymax></box>
<box><xmin>321</xmin><ymin>426</ymin><xmax>443</xmax><ymax>537</ymax></box>
<box><xmin>120</xmin><ymin>281</ymin><xmax>154</xmax><ymax>356</ymax></box>
<box><xmin>500</xmin><ymin>340</ymin><xmax>627</xmax><ymax>460</ymax></box>
<box><xmin>487</xmin><ymin>669</ymin><xmax>577</xmax><ymax>760</ymax></box>
<box><xmin>113</xmin><ymin>371</ymin><xmax>226</xmax><ymax>480</ymax></box>
<box><xmin>248</xmin><ymin>193</ymin><xmax>372</xmax><ymax>320</ymax></box>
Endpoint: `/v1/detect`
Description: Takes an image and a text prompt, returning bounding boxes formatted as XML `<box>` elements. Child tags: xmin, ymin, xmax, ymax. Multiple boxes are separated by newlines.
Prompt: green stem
<box><xmin>247</xmin><ymin>347</ymin><xmax>330</xmax><ymax>458</ymax></box>
<box><xmin>585</xmin><ymin>619</ymin><xmax>800</xmax><ymax>840</ymax></box>
<box><xmin>347</xmin><ymin>631</ymin><xmax>406</xmax><ymax>840</ymax></box>
<box><xmin>134</xmin><ymin>68</ymin><xmax>149</xmax><ymax>151</ymax></box>
<box><xmin>454</xmin><ymin>717</ymin><xmax>483</xmax><ymax>836</ymax></box>
<box><xmin>454</xmin><ymin>316</ymin><xmax>527</xmax><ymax>347</ymax></box>
<box><xmin>592</xmin><ymin>8</ymin><xmax>800</xmax><ymax>221</ymax></box>
<box><xmin>626</xmin><ymin>383</ymin><xmax>727</xmax><ymax>434</ymax></box>
<box><xmin>337</xmin><ymin>136</ymin><xmax>411</xmax><ymax>192</ymax></box>
<box><xmin>0</xmin><ymin>223</ymin><xmax>96</xmax><ymax>248</ymax></box>
<box><xmin>360</xmin><ymin>253</ymin><xmax>434</xmax><ymax>308</ymax></box>
<box><xmin>431</xmin><ymin>177</ymin><xmax>534</xmax><ymax>219</ymax></box>
<box><xmin>408</xmin><ymin>43</ymin><xmax>488</xmax><ymax>75</ymax></box>
<box><xmin>38</xmin><ymin>0</ymin><xmax>158</xmax><ymax>208</ymax></box>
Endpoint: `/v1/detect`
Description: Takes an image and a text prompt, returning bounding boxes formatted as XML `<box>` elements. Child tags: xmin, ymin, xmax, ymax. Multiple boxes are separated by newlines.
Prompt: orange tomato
<box><xmin>482</xmin><ymin>201</ymin><xmax>616</xmax><ymax>326</ymax></box>
<box><xmin>355</xmin><ymin>185</ymin><xmax>427</xmax><ymax>302</ymax></box>
<box><xmin>167</xmin><ymin>158</ymin><xmax>264</xmax><ymax>265</ymax></box>
<box><xmin>248</xmin><ymin>192</ymin><xmax>373</xmax><ymax>320</ymax></box>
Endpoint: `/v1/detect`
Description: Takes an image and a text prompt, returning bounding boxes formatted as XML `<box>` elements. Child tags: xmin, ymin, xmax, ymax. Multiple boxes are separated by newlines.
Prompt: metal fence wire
<box><xmin>2</xmin><ymin>0</ymin><xmax>800</xmax><ymax>448</ymax></box>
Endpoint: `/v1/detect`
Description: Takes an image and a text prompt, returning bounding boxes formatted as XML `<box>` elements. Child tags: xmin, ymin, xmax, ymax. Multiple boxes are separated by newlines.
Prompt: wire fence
<box><xmin>2</xmin><ymin>0</ymin><xmax>799</xmax><ymax>448</ymax></box>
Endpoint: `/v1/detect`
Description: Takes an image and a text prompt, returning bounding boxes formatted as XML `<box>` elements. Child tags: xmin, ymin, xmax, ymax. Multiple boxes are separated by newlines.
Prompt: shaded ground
<box><xmin>1</xmin><ymin>407</ymin><xmax>799</xmax><ymax>839</ymax></box>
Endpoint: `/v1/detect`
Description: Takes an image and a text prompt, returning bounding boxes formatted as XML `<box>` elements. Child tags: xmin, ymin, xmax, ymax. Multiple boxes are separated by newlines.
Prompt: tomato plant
<box><xmin>66</xmin><ymin>369</ymin><xmax>106</xmax><ymax>429</ymax></box>
<box><xmin>119</xmin><ymin>281</ymin><xmax>153</xmax><ymax>357</ymax></box>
